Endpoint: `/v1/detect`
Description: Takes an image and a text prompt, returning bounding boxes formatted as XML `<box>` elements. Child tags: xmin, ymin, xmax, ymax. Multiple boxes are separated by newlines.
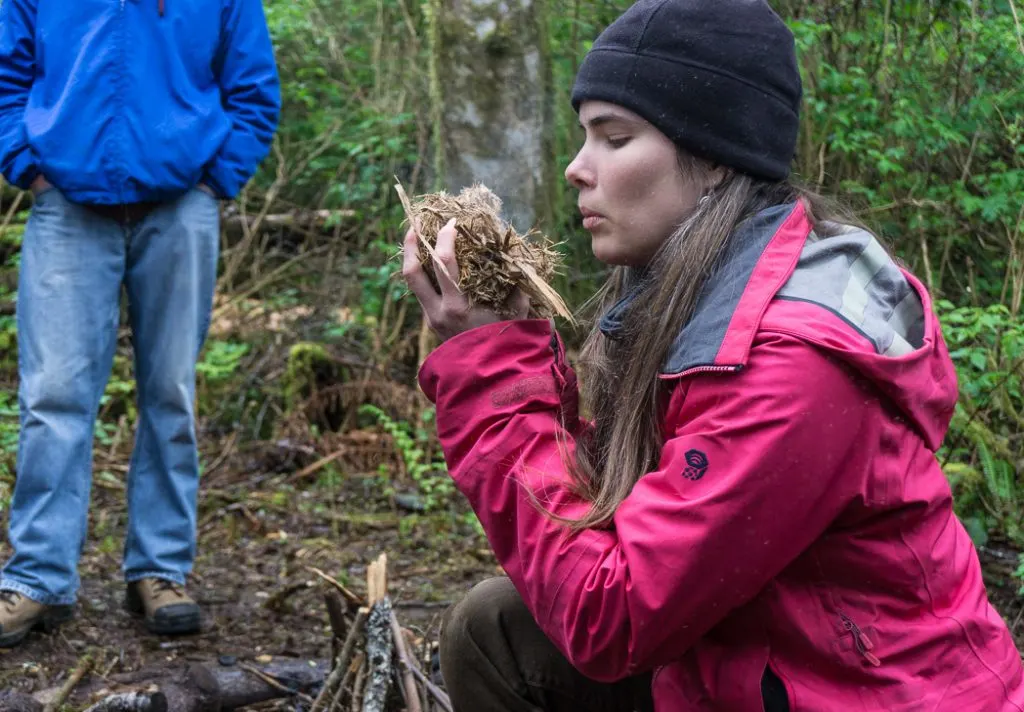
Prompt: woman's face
<box><xmin>565</xmin><ymin>101</ymin><xmax>706</xmax><ymax>266</ymax></box>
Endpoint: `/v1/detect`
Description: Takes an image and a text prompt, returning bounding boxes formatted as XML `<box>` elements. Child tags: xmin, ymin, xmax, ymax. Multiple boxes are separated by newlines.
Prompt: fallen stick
<box><xmin>389</xmin><ymin>611</ymin><xmax>423</xmax><ymax>712</ymax></box>
<box><xmin>21</xmin><ymin>658</ymin><xmax>330</xmax><ymax>712</ymax></box>
<box><xmin>262</xmin><ymin>580</ymin><xmax>313</xmax><ymax>611</ymax></box>
<box><xmin>82</xmin><ymin>693</ymin><xmax>167</xmax><ymax>712</ymax></box>
<box><xmin>408</xmin><ymin>666</ymin><xmax>453</xmax><ymax>712</ymax></box>
<box><xmin>325</xmin><ymin>589</ymin><xmax>350</xmax><ymax>659</ymax></box>
<box><xmin>201</xmin><ymin>430</ymin><xmax>238</xmax><ymax>478</ymax></box>
<box><xmin>311</xmin><ymin>608</ymin><xmax>368</xmax><ymax>712</ymax></box>
<box><xmin>286</xmin><ymin>448</ymin><xmax>349</xmax><ymax>484</ymax></box>
<box><xmin>222</xmin><ymin>209</ymin><xmax>355</xmax><ymax>237</ymax></box>
<box><xmin>361</xmin><ymin>598</ymin><xmax>393</xmax><ymax>712</ymax></box>
<box><xmin>360</xmin><ymin>553</ymin><xmax>393</xmax><ymax>712</ymax></box>
<box><xmin>331</xmin><ymin>651</ymin><xmax>364</xmax><ymax>712</ymax></box>
<box><xmin>351</xmin><ymin>656</ymin><xmax>368</xmax><ymax>711</ymax></box>
<box><xmin>193</xmin><ymin>659</ymin><xmax>330</xmax><ymax>710</ymax></box>
<box><xmin>43</xmin><ymin>652</ymin><xmax>94</xmax><ymax>712</ymax></box>
<box><xmin>307</xmin><ymin>566</ymin><xmax>364</xmax><ymax>606</ymax></box>
<box><xmin>325</xmin><ymin>589</ymin><xmax>350</xmax><ymax>638</ymax></box>
<box><xmin>237</xmin><ymin>663</ymin><xmax>315</xmax><ymax>705</ymax></box>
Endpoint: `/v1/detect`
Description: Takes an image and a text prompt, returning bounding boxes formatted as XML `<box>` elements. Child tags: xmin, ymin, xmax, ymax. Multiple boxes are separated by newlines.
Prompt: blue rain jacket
<box><xmin>0</xmin><ymin>0</ymin><xmax>280</xmax><ymax>203</ymax></box>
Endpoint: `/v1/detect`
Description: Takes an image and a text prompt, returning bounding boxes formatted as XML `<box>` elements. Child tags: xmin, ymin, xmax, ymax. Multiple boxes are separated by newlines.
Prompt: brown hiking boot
<box><xmin>0</xmin><ymin>591</ymin><xmax>73</xmax><ymax>648</ymax></box>
<box><xmin>126</xmin><ymin>579</ymin><xmax>200</xmax><ymax>635</ymax></box>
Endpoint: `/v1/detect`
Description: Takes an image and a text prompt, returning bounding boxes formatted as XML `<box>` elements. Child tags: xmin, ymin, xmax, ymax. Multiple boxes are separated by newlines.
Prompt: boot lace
<box><xmin>0</xmin><ymin>590</ymin><xmax>22</xmax><ymax>612</ymax></box>
<box><xmin>153</xmin><ymin>580</ymin><xmax>185</xmax><ymax>599</ymax></box>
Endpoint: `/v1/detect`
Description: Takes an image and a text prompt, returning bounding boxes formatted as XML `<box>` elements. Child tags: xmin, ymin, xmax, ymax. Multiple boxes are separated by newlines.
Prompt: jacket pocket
<box><xmin>839</xmin><ymin>612</ymin><xmax>881</xmax><ymax>667</ymax></box>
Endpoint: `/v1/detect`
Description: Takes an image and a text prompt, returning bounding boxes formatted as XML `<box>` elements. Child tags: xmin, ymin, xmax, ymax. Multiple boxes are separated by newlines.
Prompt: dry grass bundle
<box><xmin>395</xmin><ymin>181</ymin><xmax>573</xmax><ymax>322</ymax></box>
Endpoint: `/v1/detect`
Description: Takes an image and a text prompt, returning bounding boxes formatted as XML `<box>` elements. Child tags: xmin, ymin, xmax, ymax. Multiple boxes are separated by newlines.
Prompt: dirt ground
<box><xmin>0</xmin><ymin>451</ymin><xmax>497</xmax><ymax>698</ymax></box>
<box><xmin>3</xmin><ymin>451</ymin><xmax>1024</xmax><ymax>702</ymax></box>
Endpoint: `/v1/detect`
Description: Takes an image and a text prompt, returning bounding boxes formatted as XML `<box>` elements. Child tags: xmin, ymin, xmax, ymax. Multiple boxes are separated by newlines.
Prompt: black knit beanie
<box><xmin>571</xmin><ymin>0</ymin><xmax>802</xmax><ymax>181</ymax></box>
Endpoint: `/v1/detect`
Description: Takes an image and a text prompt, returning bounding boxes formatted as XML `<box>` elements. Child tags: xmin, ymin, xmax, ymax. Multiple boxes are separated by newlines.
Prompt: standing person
<box><xmin>0</xmin><ymin>0</ymin><xmax>280</xmax><ymax>646</ymax></box>
<box><xmin>402</xmin><ymin>1</ymin><xmax>1024</xmax><ymax>710</ymax></box>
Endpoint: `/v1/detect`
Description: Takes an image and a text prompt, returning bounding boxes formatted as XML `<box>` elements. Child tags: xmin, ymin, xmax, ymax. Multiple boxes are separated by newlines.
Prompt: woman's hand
<box><xmin>403</xmin><ymin>218</ymin><xmax>530</xmax><ymax>342</ymax></box>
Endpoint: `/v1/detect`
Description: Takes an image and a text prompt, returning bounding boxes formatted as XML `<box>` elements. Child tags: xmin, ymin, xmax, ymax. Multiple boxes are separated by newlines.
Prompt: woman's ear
<box><xmin>708</xmin><ymin>164</ymin><xmax>729</xmax><ymax>191</ymax></box>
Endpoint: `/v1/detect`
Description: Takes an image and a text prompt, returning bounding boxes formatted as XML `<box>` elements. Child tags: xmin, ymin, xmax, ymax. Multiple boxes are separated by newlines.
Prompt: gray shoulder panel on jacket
<box><xmin>776</xmin><ymin>225</ymin><xmax>924</xmax><ymax>356</ymax></box>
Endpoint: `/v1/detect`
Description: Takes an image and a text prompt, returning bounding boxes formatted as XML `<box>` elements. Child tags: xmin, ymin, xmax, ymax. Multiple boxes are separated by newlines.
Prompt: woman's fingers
<box><xmin>402</xmin><ymin>227</ymin><xmax>440</xmax><ymax>312</ymax></box>
<box><xmin>510</xmin><ymin>288</ymin><xmax>531</xmax><ymax>318</ymax></box>
<box><xmin>403</xmin><ymin>218</ymin><xmax>529</xmax><ymax>342</ymax></box>
<box><xmin>433</xmin><ymin>218</ymin><xmax>462</xmax><ymax>299</ymax></box>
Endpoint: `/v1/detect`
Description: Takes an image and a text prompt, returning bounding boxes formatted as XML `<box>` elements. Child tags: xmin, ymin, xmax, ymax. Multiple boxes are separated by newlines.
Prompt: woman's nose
<box><xmin>565</xmin><ymin>150</ymin><xmax>594</xmax><ymax>190</ymax></box>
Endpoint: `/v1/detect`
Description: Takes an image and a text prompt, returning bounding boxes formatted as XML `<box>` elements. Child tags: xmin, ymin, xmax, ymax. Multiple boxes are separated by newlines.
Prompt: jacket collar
<box><xmin>599</xmin><ymin>201</ymin><xmax>811</xmax><ymax>377</ymax></box>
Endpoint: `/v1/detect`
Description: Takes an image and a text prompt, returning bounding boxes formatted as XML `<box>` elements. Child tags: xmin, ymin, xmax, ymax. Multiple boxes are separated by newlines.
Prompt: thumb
<box><xmin>511</xmin><ymin>288</ymin><xmax>531</xmax><ymax>318</ymax></box>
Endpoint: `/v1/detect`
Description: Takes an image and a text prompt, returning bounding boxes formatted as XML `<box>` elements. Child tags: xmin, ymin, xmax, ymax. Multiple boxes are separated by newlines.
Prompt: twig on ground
<box><xmin>367</xmin><ymin>554</ymin><xmax>387</xmax><ymax>607</ymax></box>
<box><xmin>262</xmin><ymin>580</ymin><xmax>313</xmax><ymax>611</ymax></box>
<box><xmin>202</xmin><ymin>431</ymin><xmax>239</xmax><ymax>478</ymax></box>
<box><xmin>214</xmin><ymin>243</ymin><xmax>331</xmax><ymax>320</ymax></box>
<box><xmin>310</xmin><ymin>607</ymin><xmax>368</xmax><ymax>712</ymax></box>
<box><xmin>43</xmin><ymin>652</ymin><xmax>94</xmax><ymax>712</ymax></box>
<box><xmin>409</xmin><ymin>665</ymin><xmax>453</xmax><ymax>712</ymax></box>
<box><xmin>286</xmin><ymin>448</ymin><xmax>349</xmax><ymax>483</ymax></box>
<box><xmin>81</xmin><ymin>692</ymin><xmax>167</xmax><ymax>712</ymax></box>
<box><xmin>390</xmin><ymin>611</ymin><xmax>423</xmax><ymax>712</ymax></box>
<box><xmin>352</xmin><ymin>655</ymin><xmax>368</xmax><ymax>711</ymax></box>
<box><xmin>331</xmin><ymin>651</ymin><xmax>364</xmax><ymax>712</ymax></box>
<box><xmin>238</xmin><ymin>663</ymin><xmax>315</xmax><ymax>705</ymax></box>
<box><xmin>325</xmin><ymin>590</ymin><xmax>350</xmax><ymax>646</ymax></box>
<box><xmin>361</xmin><ymin>599</ymin><xmax>393</xmax><ymax>712</ymax></box>
<box><xmin>307</xmin><ymin>566</ymin><xmax>364</xmax><ymax>607</ymax></box>
<box><xmin>100</xmin><ymin>654</ymin><xmax>121</xmax><ymax>680</ymax></box>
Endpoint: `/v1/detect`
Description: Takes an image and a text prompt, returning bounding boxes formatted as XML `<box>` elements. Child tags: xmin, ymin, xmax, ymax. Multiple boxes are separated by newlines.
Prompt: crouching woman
<box><xmin>402</xmin><ymin>1</ymin><xmax>1024</xmax><ymax>710</ymax></box>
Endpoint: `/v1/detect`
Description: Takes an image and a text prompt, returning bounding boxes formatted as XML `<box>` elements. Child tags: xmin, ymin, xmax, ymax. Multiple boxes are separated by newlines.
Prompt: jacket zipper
<box><xmin>839</xmin><ymin>613</ymin><xmax>881</xmax><ymax>667</ymax></box>
<box><xmin>665</xmin><ymin>364</ymin><xmax>744</xmax><ymax>380</ymax></box>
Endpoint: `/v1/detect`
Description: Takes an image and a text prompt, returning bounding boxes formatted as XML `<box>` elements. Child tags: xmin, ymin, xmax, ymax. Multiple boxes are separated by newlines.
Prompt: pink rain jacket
<box><xmin>419</xmin><ymin>201</ymin><xmax>1024</xmax><ymax>711</ymax></box>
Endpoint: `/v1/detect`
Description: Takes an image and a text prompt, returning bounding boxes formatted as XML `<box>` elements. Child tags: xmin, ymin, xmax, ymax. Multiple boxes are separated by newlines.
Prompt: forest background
<box><xmin>1</xmin><ymin>0</ymin><xmax>1023</xmax><ymax>687</ymax></box>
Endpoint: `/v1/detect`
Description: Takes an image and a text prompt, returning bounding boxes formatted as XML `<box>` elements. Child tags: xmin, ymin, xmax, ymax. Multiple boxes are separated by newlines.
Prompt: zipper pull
<box><xmin>857</xmin><ymin>631</ymin><xmax>875</xmax><ymax>651</ymax></box>
<box><xmin>841</xmin><ymin>615</ymin><xmax>882</xmax><ymax>667</ymax></box>
<box><xmin>856</xmin><ymin>635</ymin><xmax>881</xmax><ymax>667</ymax></box>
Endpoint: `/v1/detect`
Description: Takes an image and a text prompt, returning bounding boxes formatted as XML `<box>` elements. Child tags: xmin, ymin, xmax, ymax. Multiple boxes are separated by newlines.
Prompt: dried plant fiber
<box><xmin>395</xmin><ymin>181</ymin><xmax>573</xmax><ymax>322</ymax></box>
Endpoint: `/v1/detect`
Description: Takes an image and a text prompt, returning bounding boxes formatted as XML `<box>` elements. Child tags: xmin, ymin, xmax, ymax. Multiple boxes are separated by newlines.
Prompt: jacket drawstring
<box><xmin>158</xmin><ymin>0</ymin><xmax>165</xmax><ymax>17</ymax></box>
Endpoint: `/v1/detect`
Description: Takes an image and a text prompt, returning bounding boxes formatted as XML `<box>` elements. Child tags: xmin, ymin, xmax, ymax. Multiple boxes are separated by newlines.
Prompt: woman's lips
<box><xmin>580</xmin><ymin>207</ymin><xmax>605</xmax><ymax>230</ymax></box>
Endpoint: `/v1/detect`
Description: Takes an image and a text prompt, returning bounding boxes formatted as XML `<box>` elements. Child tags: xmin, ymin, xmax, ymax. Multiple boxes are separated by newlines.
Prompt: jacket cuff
<box><xmin>418</xmin><ymin>319</ymin><xmax>563</xmax><ymax>409</ymax></box>
<box><xmin>200</xmin><ymin>165</ymin><xmax>233</xmax><ymax>201</ymax></box>
<box><xmin>6</xmin><ymin>144</ymin><xmax>39</xmax><ymax>190</ymax></box>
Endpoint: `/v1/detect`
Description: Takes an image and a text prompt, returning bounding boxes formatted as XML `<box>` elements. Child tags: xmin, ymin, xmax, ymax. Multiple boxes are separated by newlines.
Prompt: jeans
<box><xmin>1</xmin><ymin>187</ymin><xmax>219</xmax><ymax>606</ymax></box>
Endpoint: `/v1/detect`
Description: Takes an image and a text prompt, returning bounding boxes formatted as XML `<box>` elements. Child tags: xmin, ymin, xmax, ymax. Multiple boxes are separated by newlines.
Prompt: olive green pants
<box><xmin>438</xmin><ymin>577</ymin><xmax>655</xmax><ymax>712</ymax></box>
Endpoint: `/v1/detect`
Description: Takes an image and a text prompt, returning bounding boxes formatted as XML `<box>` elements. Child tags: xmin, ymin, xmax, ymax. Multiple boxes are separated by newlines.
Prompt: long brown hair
<box><xmin>561</xmin><ymin>153</ymin><xmax>860</xmax><ymax>533</ymax></box>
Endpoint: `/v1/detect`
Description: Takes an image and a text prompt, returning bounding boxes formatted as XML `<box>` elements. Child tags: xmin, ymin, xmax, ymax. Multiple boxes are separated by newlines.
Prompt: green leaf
<box><xmin>964</xmin><ymin>516</ymin><xmax>990</xmax><ymax>549</ymax></box>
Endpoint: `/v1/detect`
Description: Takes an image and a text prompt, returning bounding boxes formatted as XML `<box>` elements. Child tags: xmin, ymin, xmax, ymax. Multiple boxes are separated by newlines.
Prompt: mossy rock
<box><xmin>284</xmin><ymin>341</ymin><xmax>350</xmax><ymax>430</ymax></box>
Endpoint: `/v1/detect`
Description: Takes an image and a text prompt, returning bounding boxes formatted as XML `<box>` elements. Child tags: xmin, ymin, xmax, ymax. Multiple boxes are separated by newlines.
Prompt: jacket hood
<box><xmin>774</xmin><ymin>224</ymin><xmax>958</xmax><ymax>452</ymax></box>
<box><xmin>600</xmin><ymin>201</ymin><xmax>958</xmax><ymax>451</ymax></box>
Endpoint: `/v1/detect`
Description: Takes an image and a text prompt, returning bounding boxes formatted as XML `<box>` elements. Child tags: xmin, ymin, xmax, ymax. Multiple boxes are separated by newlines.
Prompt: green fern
<box><xmin>978</xmin><ymin>441</ymin><xmax>1016</xmax><ymax>506</ymax></box>
<box><xmin>360</xmin><ymin>404</ymin><xmax>453</xmax><ymax>511</ymax></box>
<box><xmin>942</xmin><ymin>462</ymin><xmax>983</xmax><ymax>495</ymax></box>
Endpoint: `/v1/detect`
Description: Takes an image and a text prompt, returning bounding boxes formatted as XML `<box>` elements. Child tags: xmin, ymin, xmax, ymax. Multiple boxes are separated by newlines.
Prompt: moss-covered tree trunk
<box><xmin>434</xmin><ymin>0</ymin><xmax>551</xmax><ymax>232</ymax></box>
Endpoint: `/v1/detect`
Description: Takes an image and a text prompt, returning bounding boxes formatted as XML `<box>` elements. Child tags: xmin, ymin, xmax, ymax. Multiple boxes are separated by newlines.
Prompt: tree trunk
<box><xmin>436</xmin><ymin>0</ymin><xmax>548</xmax><ymax>233</ymax></box>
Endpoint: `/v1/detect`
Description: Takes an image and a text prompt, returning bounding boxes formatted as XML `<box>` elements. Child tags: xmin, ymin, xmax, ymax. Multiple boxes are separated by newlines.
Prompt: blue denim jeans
<box><xmin>1</xmin><ymin>187</ymin><xmax>219</xmax><ymax>606</ymax></box>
